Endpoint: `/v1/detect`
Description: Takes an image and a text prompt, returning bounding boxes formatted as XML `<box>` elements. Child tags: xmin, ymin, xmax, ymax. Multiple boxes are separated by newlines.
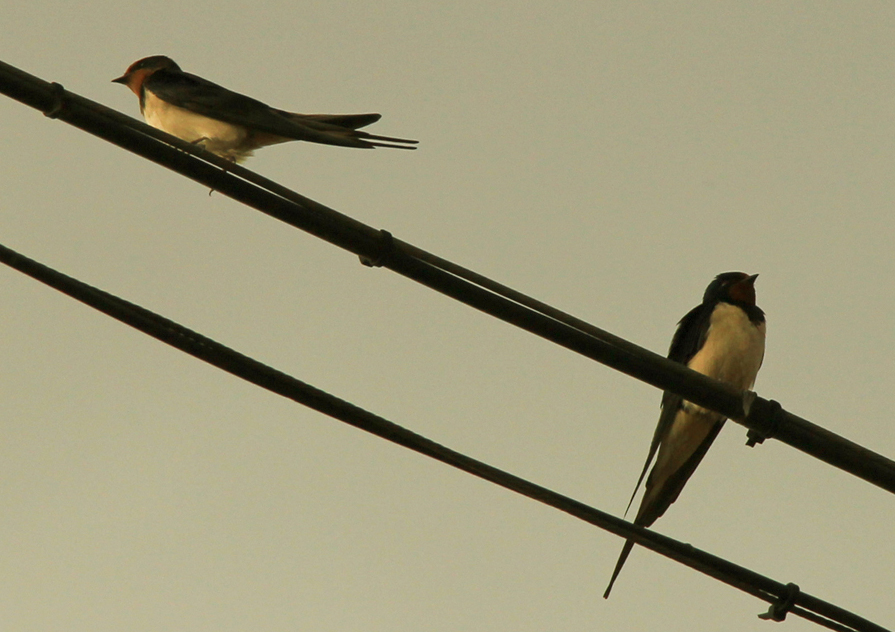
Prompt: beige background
<box><xmin>2</xmin><ymin>3</ymin><xmax>894</xmax><ymax>631</ymax></box>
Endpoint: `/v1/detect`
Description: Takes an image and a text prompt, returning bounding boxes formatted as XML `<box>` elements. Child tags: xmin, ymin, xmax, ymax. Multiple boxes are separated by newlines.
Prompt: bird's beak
<box><xmin>111</xmin><ymin>74</ymin><xmax>128</xmax><ymax>84</ymax></box>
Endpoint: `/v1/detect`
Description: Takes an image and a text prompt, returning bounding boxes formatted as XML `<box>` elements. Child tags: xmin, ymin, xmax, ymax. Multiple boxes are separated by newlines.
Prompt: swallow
<box><xmin>603</xmin><ymin>272</ymin><xmax>766</xmax><ymax>599</ymax></box>
<box><xmin>112</xmin><ymin>55</ymin><xmax>418</xmax><ymax>162</ymax></box>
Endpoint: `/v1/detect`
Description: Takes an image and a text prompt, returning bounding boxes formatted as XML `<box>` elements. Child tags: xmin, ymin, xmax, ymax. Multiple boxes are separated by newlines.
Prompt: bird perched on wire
<box><xmin>603</xmin><ymin>272</ymin><xmax>766</xmax><ymax>598</ymax></box>
<box><xmin>112</xmin><ymin>55</ymin><xmax>418</xmax><ymax>162</ymax></box>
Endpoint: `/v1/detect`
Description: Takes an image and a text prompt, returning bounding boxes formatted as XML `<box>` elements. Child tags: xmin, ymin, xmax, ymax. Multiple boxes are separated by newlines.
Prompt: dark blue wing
<box><xmin>667</xmin><ymin>302</ymin><xmax>713</xmax><ymax>364</ymax></box>
<box><xmin>145</xmin><ymin>69</ymin><xmax>279</xmax><ymax>124</ymax></box>
<box><xmin>622</xmin><ymin>302</ymin><xmax>712</xmax><ymax>517</ymax></box>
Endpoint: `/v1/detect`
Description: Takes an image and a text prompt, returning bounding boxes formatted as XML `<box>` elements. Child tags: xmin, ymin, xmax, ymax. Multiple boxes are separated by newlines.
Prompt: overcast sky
<box><xmin>2</xmin><ymin>3</ymin><xmax>894</xmax><ymax>631</ymax></box>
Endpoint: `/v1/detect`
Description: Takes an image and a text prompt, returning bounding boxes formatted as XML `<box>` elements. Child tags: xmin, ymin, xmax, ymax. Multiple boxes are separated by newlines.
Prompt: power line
<box><xmin>0</xmin><ymin>240</ymin><xmax>887</xmax><ymax>632</ymax></box>
<box><xmin>1</xmin><ymin>58</ymin><xmax>891</xmax><ymax>496</ymax></box>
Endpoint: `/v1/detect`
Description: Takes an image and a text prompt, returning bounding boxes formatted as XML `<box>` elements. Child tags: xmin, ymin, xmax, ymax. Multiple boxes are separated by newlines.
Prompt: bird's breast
<box><xmin>142</xmin><ymin>91</ymin><xmax>251</xmax><ymax>159</ymax></box>
<box><xmin>686</xmin><ymin>302</ymin><xmax>766</xmax><ymax>405</ymax></box>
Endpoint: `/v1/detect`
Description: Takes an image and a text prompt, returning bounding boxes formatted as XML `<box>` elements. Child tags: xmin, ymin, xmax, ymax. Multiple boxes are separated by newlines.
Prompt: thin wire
<box><xmin>0</xmin><ymin>240</ymin><xmax>887</xmax><ymax>632</ymax></box>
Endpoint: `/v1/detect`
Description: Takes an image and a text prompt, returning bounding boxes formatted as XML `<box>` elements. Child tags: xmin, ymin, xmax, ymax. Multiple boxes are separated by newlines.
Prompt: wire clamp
<box><xmin>43</xmin><ymin>82</ymin><xmax>68</xmax><ymax>119</ymax></box>
<box><xmin>359</xmin><ymin>229</ymin><xmax>395</xmax><ymax>268</ymax></box>
<box><xmin>758</xmin><ymin>582</ymin><xmax>799</xmax><ymax>622</ymax></box>
<box><xmin>745</xmin><ymin>398</ymin><xmax>784</xmax><ymax>447</ymax></box>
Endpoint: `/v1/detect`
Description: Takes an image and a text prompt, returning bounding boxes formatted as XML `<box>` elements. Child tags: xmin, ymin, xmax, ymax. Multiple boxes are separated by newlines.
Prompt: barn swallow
<box><xmin>603</xmin><ymin>272</ymin><xmax>766</xmax><ymax>598</ymax></box>
<box><xmin>112</xmin><ymin>55</ymin><xmax>418</xmax><ymax>162</ymax></box>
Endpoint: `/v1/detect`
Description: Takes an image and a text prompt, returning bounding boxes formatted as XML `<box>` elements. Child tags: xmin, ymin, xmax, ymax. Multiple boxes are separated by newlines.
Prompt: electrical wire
<box><xmin>0</xmin><ymin>240</ymin><xmax>887</xmax><ymax>632</ymax></box>
<box><xmin>0</xmin><ymin>58</ymin><xmax>891</xmax><ymax>496</ymax></box>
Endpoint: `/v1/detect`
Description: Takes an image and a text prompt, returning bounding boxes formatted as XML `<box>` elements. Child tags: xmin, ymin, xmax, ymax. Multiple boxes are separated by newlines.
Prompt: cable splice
<box><xmin>760</xmin><ymin>583</ymin><xmax>801</xmax><ymax>622</ymax></box>
<box><xmin>359</xmin><ymin>229</ymin><xmax>396</xmax><ymax>268</ymax></box>
<box><xmin>746</xmin><ymin>398</ymin><xmax>786</xmax><ymax>447</ymax></box>
<box><xmin>42</xmin><ymin>82</ymin><xmax>67</xmax><ymax>118</ymax></box>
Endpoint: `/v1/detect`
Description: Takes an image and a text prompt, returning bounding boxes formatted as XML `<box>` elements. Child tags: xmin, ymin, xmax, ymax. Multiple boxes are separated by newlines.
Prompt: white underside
<box><xmin>684</xmin><ymin>302</ymin><xmax>766</xmax><ymax>409</ymax></box>
<box><xmin>142</xmin><ymin>92</ymin><xmax>254</xmax><ymax>160</ymax></box>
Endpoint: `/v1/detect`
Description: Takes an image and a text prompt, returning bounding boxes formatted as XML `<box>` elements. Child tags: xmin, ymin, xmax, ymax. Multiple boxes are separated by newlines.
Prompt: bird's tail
<box><xmin>356</xmin><ymin>132</ymin><xmax>420</xmax><ymax>149</ymax></box>
<box><xmin>284</xmin><ymin>112</ymin><xmax>418</xmax><ymax>150</ymax></box>
<box><xmin>300</xmin><ymin>113</ymin><xmax>383</xmax><ymax>129</ymax></box>
<box><xmin>603</xmin><ymin>539</ymin><xmax>635</xmax><ymax>599</ymax></box>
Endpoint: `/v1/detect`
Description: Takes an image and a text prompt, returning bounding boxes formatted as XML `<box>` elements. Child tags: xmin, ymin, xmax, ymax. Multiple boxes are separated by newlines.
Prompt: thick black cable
<box><xmin>0</xmin><ymin>241</ymin><xmax>887</xmax><ymax>632</ymax></box>
<box><xmin>1</xmin><ymin>59</ymin><xmax>891</xmax><ymax>495</ymax></box>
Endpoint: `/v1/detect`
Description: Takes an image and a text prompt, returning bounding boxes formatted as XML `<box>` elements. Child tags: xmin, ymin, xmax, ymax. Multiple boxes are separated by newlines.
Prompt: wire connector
<box><xmin>745</xmin><ymin>398</ymin><xmax>785</xmax><ymax>447</ymax></box>
<box><xmin>43</xmin><ymin>82</ymin><xmax>68</xmax><ymax>119</ymax></box>
<box><xmin>758</xmin><ymin>582</ymin><xmax>800</xmax><ymax>622</ymax></box>
<box><xmin>359</xmin><ymin>229</ymin><xmax>395</xmax><ymax>268</ymax></box>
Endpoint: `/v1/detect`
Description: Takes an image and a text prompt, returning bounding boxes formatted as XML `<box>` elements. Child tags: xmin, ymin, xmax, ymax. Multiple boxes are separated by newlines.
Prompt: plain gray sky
<box><xmin>2</xmin><ymin>2</ymin><xmax>894</xmax><ymax>631</ymax></box>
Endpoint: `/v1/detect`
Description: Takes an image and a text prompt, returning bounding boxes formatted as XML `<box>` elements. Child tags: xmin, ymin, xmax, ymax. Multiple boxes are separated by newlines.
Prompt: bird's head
<box><xmin>703</xmin><ymin>271</ymin><xmax>759</xmax><ymax>306</ymax></box>
<box><xmin>112</xmin><ymin>55</ymin><xmax>180</xmax><ymax>96</ymax></box>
